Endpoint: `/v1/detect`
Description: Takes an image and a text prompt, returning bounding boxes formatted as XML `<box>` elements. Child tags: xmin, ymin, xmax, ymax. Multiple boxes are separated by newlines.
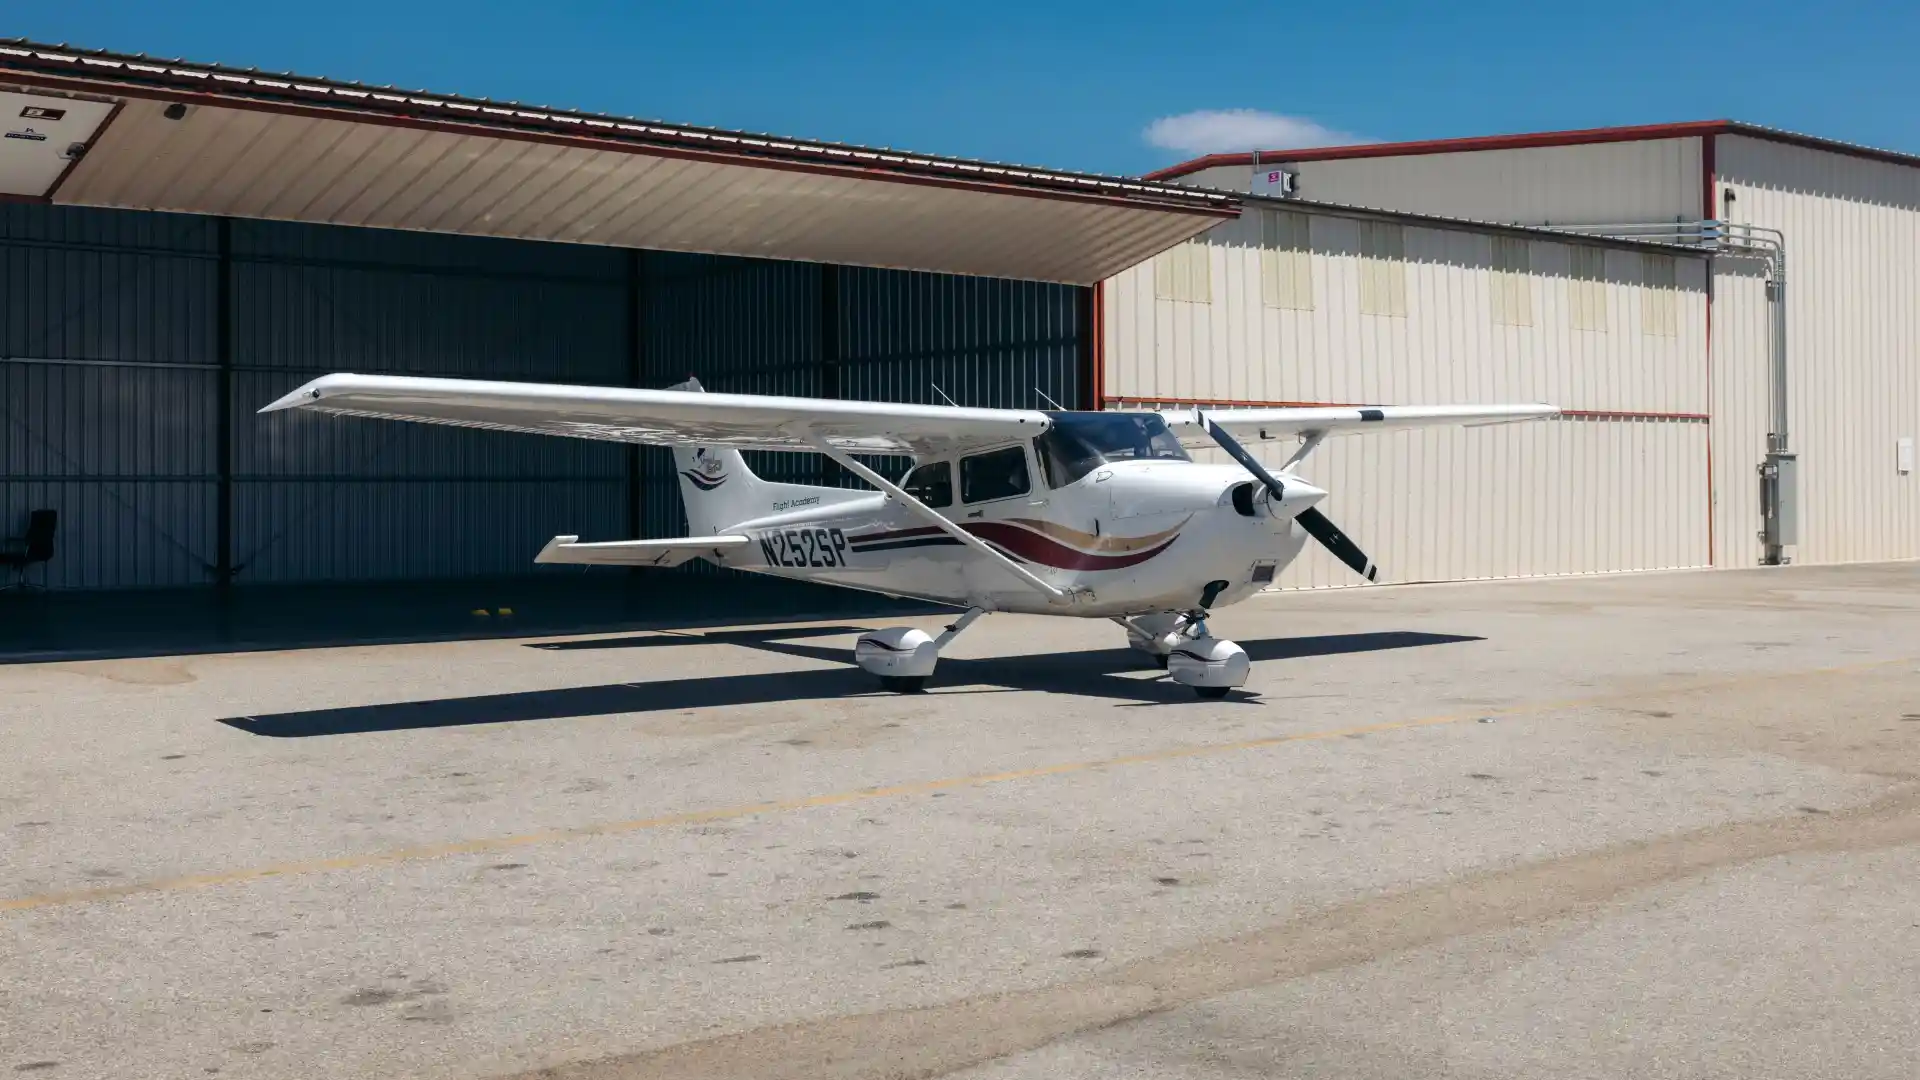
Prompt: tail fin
<box><xmin>666</xmin><ymin>377</ymin><xmax>865</xmax><ymax>533</ymax></box>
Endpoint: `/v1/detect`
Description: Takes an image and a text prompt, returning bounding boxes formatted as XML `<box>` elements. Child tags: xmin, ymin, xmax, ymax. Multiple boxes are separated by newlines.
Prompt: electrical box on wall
<box><xmin>1899</xmin><ymin>437</ymin><xmax>1914</xmax><ymax>475</ymax></box>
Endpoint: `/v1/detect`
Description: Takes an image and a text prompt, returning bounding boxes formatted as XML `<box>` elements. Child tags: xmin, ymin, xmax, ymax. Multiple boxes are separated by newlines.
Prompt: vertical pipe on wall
<box><xmin>214</xmin><ymin>216</ymin><xmax>234</xmax><ymax>588</ymax></box>
<box><xmin>1763</xmin><ymin>258</ymin><xmax>1795</xmax><ymax>564</ymax></box>
<box><xmin>1701</xmin><ymin>133</ymin><xmax>1716</xmax><ymax>564</ymax></box>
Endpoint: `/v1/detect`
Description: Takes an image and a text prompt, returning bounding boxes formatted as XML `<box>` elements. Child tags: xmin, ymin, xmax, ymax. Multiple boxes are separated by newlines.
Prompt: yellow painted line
<box><xmin>4</xmin><ymin>654</ymin><xmax>1913</xmax><ymax>915</ymax></box>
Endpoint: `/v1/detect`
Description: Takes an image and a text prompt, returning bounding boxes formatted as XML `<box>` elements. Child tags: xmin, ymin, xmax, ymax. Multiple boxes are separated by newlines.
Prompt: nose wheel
<box><xmin>1119</xmin><ymin>612</ymin><xmax>1250</xmax><ymax>698</ymax></box>
<box><xmin>1166</xmin><ymin>636</ymin><xmax>1250</xmax><ymax>698</ymax></box>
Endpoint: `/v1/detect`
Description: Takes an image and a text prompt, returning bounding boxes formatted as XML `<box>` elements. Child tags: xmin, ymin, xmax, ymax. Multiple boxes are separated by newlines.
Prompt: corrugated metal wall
<box><xmin>636</xmin><ymin>255</ymin><xmax>1085</xmax><ymax>553</ymax></box>
<box><xmin>234</xmin><ymin>219</ymin><xmax>633</xmax><ymax>583</ymax></box>
<box><xmin>1</xmin><ymin>205</ymin><xmax>220</xmax><ymax>588</ymax></box>
<box><xmin>1715</xmin><ymin>135</ymin><xmax>1920</xmax><ymax>565</ymax></box>
<box><xmin>1175</xmin><ymin>137</ymin><xmax>1706</xmax><ymax>226</ymax></box>
<box><xmin>1103</xmin><ymin>205</ymin><xmax>1712</xmax><ymax>586</ymax></box>
<box><xmin>3</xmin><ymin>204</ymin><xmax>1086</xmax><ymax>590</ymax></box>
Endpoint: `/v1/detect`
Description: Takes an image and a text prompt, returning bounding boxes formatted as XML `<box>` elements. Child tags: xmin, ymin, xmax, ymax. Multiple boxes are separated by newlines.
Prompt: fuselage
<box><xmin>721</xmin><ymin>459</ymin><xmax>1319</xmax><ymax>617</ymax></box>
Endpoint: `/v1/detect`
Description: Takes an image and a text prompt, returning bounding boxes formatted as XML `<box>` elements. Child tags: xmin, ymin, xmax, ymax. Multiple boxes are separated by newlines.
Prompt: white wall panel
<box><xmin>1154</xmin><ymin>418</ymin><xmax>1706</xmax><ymax>588</ymax></box>
<box><xmin>1716</xmin><ymin>136</ymin><xmax>1920</xmax><ymax>564</ymax></box>
<box><xmin>1109</xmin><ymin>211</ymin><xmax>1709</xmax><ymax>415</ymax></box>
<box><xmin>1105</xmin><ymin>205</ymin><xmax>1711</xmax><ymax>584</ymax></box>
<box><xmin>1708</xmin><ymin>265</ymin><xmax>1771</xmax><ymax>568</ymax></box>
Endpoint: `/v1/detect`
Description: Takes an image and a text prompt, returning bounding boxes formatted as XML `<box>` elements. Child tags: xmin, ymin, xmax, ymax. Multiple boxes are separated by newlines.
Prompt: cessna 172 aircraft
<box><xmin>263</xmin><ymin>375</ymin><xmax>1555</xmax><ymax>697</ymax></box>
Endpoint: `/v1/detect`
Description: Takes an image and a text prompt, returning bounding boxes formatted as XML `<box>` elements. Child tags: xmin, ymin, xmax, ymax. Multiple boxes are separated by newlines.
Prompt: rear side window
<box><xmin>901</xmin><ymin>461</ymin><xmax>952</xmax><ymax>508</ymax></box>
<box><xmin>960</xmin><ymin>445</ymin><xmax>1031</xmax><ymax>504</ymax></box>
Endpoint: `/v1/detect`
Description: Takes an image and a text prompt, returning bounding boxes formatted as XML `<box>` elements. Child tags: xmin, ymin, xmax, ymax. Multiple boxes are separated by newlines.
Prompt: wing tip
<box><xmin>258</xmin><ymin>373</ymin><xmax>361</xmax><ymax>414</ymax></box>
<box><xmin>533</xmin><ymin>535</ymin><xmax>582</xmax><ymax>564</ymax></box>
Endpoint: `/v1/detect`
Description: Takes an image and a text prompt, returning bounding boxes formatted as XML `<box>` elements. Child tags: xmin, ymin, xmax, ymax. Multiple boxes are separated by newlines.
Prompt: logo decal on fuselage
<box><xmin>680</xmin><ymin>447</ymin><xmax>728</xmax><ymax>491</ymax></box>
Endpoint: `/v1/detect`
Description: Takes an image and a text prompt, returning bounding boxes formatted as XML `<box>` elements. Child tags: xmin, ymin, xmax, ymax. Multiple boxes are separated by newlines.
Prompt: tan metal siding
<box><xmin>1153</xmin><ymin>240</ymin><xmax>1214</xmax><ymax>303</ymax></box>
<box><xmin>1105</xmin><ymin>214</ymin><xmax>1708</xmax><ymax>413</ymax></box>
<box><xmin>1358</xmin><ymin>222</ymin><xmax>1409</xmax><ymax>317</ymax></box>
<box><xmin>1709</xmin><ymin>264</ymin><xmax>1771</xmax><ymax>567</ymax></box>
<box><xmin>1642</xmin><ymin>254</ymin><xmax>1679</xmax><ymax>337</ymax></box>
<box><xmin>1259</xmin><ymin>209</ymin><xmax>1313</xmax><ymax>310</ymax></box>
<box><xmin>1134</xmin><ymin>419</ymin><xmax>1706</xmax><ymax>588</ymax></box>
<box><xmin>1103</xmin><ymin>208</ymin><xmax>1711</xmax><ymax>584</ymax></box>
<box><xmin>1491</xmin><ymin>237</ymin><xmax>1533</xmax><ymax>326</ymax></box>
<box><xmin>1715</xmin><ymin>135</ymin><xmax>1920</xmax><ymax>564</ymax></box>
<box><xmin>1570</xmin><ymin>246</ymin><xmax>1609</xmax><ymax>332</ymax></box>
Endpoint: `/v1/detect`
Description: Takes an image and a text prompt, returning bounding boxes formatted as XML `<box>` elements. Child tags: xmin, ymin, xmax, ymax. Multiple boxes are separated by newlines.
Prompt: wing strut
<box><xmin>803</xmin><ymin>432</ymin><xmax>1068</xmax><ymax>603</ymax></box>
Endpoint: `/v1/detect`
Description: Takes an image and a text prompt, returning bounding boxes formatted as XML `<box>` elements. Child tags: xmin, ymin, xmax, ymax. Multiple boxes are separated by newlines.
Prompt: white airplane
<box><xmin>262</xmin><ymin>375</ymin><xmax>1555</xmax><ymax>698</ymax></box>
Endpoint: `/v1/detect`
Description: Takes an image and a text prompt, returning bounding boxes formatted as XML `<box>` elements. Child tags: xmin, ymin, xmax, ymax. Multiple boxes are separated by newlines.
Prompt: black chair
<box><xmin>1</xmin><ymin>509</ymin><xmax>57</xmax><ymax>591</ymax></box>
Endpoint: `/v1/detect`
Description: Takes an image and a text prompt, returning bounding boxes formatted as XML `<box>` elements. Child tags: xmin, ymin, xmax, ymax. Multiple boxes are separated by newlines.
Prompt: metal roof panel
<box><xmin>1</xmin><ymin>38</ymin><xmax>1236</xmax><ymax>283</ymax></box>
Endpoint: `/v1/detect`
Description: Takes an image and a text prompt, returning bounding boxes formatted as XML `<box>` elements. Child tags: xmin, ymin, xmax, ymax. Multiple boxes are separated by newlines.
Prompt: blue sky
<box><xmin>13</xmin><ymin>1</ymin><xmax>1917</xmax><ymax>177</ymax></box>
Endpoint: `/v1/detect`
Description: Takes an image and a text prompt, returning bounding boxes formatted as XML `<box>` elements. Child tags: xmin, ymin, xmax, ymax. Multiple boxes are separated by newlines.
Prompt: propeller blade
<box><xmin>1199</xmin><ymin>409</ymin><xmax>1381</xmax><ymax>584</ymax></box>
<box><xmin>1198</xmin><ymin>411</ymin><xmax>1287</xmax><ymax>501</ymax></box>
<box><xmin>1296</xmin><ymin>506</ymin><xmax>1379</xmax><ymax>582</ymax></box>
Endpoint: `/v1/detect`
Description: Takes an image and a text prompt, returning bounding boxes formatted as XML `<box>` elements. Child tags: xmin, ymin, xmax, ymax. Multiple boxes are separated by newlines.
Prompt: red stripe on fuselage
<box><xmin>962</xmin><ymin>521</ymin><xmax>1177</xmax><ymax>570</ymax></box>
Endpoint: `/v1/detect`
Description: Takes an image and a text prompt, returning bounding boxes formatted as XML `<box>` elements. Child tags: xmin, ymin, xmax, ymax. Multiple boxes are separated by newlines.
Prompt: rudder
<box><xmin>665</xmin><ymin>377</ymin><xmax>865</xmax><ymax>534</ymax></box>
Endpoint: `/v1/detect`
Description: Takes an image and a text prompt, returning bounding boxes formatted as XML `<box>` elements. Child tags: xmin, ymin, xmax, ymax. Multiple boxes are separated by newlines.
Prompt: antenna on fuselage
<box><xmin>1034</xmin><ymin>387</ymin><xmax>1065</xmax><ymax>410</ymax></box>
<box><xmin>930</xmin><ymin>383</ymin><xmax>959</xmax><ymax>407</ymax></box>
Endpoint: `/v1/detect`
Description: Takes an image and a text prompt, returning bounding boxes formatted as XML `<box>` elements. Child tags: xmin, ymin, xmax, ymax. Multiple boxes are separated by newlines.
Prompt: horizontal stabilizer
<box><xmin>534</xmin><ymin>534</ymin><xmax>750</xmax><ymax>568</ymax></box>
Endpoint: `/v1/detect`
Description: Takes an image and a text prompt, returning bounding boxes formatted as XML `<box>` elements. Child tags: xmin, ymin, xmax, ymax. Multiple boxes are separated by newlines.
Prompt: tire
<box><xmin>879</xmin><ymin>675</ymin><xmax>927</xmax><ymax>694</ymax></box>
<box><xmin>1193</xmin><ymin>685</ymin><xmax>1231</xmax><ymax>700</ymax></box>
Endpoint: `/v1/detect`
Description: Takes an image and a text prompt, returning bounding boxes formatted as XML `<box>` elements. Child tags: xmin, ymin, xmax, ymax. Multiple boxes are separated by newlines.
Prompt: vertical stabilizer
<box><xmin>665</xmin><ymin>377</ymin><xmax>867</xmax><ymax>533</ymax></box>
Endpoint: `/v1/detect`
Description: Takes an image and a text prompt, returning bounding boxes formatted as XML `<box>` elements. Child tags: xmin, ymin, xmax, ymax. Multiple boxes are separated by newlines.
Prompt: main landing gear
<box><xmin>854</xmin><ymin>608</ymin><xmax>986</xmax><ymax>693</ymax></box>
<box><xmin>1120</xmin><ymin>611</ymin><xmax>1250</xmax><ymax>699</ymax></box>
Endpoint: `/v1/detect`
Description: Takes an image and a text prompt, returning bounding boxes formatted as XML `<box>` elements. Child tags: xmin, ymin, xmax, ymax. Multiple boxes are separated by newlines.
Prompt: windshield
<box><xmin>1036</xmin><ymin>411</ymin><xmax>1191</xmax><ymax>488</ymax></box>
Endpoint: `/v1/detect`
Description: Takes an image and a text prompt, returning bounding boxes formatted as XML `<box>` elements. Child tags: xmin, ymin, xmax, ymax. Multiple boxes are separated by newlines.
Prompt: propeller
<box><xmin>1199</xmin><ymin>412</ymin><xmax>1380</xmax><ymax>583</ymax></box>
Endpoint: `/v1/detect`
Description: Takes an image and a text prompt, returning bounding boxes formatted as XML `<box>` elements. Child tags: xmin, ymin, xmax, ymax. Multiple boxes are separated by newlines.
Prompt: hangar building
<box><xmin>1144</xmin><ymin>123</ymin><xmax>1920</xmax><ymax>577</ymax></box>
<box><xmin>3</xmin><ymin>39</ymin><xmax>1914</xmax><ymax>607</ymax></box>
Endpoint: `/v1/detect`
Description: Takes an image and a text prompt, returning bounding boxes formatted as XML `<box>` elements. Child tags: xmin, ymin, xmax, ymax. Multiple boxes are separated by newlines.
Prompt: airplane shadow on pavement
<box><xmin>215</xmin><ymin>628</ymin><xmax>1483</xmax><ymax>738</ymax></box>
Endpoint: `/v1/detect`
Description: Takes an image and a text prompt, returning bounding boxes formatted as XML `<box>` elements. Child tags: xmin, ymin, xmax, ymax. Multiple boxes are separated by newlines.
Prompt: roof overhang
<box><xmin>1144</xmin><ymin>120</ymin><xmax>1920</xmax><ymax>181</ymax></box>
<box><xmin>0</xmin><ymin>40</ymin><xmax>1240</xmax><ymax>285</ymax></box>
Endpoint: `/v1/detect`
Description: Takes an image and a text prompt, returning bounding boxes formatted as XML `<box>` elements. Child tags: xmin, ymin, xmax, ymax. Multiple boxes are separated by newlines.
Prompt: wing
<box><xmin>262</xmin><ymin>374</ymin><xmax>1048</xmax><ymax>457</ymax></box>
<box><xmin>534</xmin><ymin>534</ymin><xmax>750</xmax><ymax>568</ymax></box>
<box><xmin>1161</xmin><ymin>403</ymin><xmax>1558</xmax><ymax>450</ymax></box>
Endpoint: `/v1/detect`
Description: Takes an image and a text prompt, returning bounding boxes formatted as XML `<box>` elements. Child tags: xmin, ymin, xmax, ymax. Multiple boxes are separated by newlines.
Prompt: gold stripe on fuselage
<box><xmin>1005</xmin><ymin>516</ymin><xmax>1188</xmax><ymax>554</ymax></box>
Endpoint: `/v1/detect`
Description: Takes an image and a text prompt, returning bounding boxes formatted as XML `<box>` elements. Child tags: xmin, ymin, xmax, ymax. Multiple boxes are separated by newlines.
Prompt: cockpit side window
<box><xmin>901</xmin><ymin>460</ymin><xmax>952</xmax><ymax>508</ymax></box>
<box><xmin>960</xmin><ymin>445</ymin><xmax>1031</xmax><ymax>504</ymax></box>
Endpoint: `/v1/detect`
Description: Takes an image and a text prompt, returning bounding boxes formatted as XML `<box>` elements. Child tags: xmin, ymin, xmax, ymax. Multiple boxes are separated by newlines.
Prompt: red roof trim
<box><xmin>1143</xmin><ymin>122</ymin><xmax>1733</xmax><ymax>179</ymax></box>
<box><xmin>1145</xmin><ymin>119</ymin><xmax>1920</xmax><ymax>180</ymax></box>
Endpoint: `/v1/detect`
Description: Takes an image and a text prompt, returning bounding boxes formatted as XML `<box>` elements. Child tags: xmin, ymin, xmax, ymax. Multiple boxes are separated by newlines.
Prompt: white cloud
<box><xmin>1143</xmin><ymin>109</ymin><xmax>1367</xmax><ymax>156</ymax></box>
